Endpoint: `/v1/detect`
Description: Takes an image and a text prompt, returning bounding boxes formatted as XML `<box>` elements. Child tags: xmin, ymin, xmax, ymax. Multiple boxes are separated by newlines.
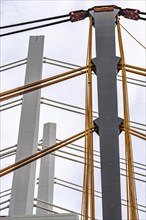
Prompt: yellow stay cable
<box><xmin>0</xmin><ymin>127</ymin><xmax>95</xmax><ymax>177</ymax></box>
<box><xmin>118</xmin><ymin>67</ymin><xmax>146</xmax><ymax>77</ymax></box>
<box><xmin>125</xmin><ymin>64</ymin><xmax>146</xmax><ymax>72</ymax></box>
<box><xmin>81</xmin><ymin>16</ymin><xmax>95</xmax><ymax>220</ymax></box>
<box><xmin>117</xmin><ymin>16</ymin><xmax>139</xmax><ymax>220</ymax></box>
<box><xmin>0</xmin><ymin>67</ymin><xmax>87</xmax><ymax>102</ymax></box>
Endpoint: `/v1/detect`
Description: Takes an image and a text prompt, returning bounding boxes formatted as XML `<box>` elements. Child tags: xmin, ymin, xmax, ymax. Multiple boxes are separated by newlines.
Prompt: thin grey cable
<box><xmin>0</xmin><ymin>62</ymin><xmax>27</xmax><ymax>72</ymax></box>
<box><xmin>0</xmin><ymin>59</ymin><xmax>27</xmax><ymax>68</ymax></box>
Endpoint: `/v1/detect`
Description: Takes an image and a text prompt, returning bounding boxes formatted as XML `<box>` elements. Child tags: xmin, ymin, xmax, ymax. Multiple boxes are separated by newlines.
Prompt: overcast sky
<box><xmin>0</xmin><ymin>1</ymin><xmax>146</xmax><ymax>219</ymax></box>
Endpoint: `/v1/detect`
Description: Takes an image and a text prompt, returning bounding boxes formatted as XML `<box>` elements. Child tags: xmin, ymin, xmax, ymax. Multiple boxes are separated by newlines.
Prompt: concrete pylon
<box><xmin>36</xmin><ymin>123</ymin><xmax>56</xmax><ymax>214</ymax></box>
<box><xmin>90</xmin><ymin>9</ymin><xmax>122</xmax><ymax>220</ymax></box>
<box><xmin>9</xmin><ymin>36</ymin><xmax>44</xmax><ymax>216</ymax></box>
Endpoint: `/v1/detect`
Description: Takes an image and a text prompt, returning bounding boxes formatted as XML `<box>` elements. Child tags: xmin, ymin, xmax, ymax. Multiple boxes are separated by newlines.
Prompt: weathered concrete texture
<box><xmin>1</xmin><ymin>213</ymin><xmax>79</xmax><ymax>220</ymax></box>
<box><xmin>36</xmin><ymin>123</ymin><xmax>56</xmax><ymax>214</ymax></box>
<box><xmin>9</xmin><ymin>36</ymin><xmax>44</xmax><ymax>216</ymax></box>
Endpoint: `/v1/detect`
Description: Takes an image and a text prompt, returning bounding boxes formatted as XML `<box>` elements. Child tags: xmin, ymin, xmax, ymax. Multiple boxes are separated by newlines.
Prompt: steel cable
<box><xmin>0</xmin><ymin>14</ymin><xmax>70</xmax><ymax>29</ymax></box>
<box><xmin>0</xmin><ymin>19</ymin><xmax>70</xmax><ymax>37</ymax></box>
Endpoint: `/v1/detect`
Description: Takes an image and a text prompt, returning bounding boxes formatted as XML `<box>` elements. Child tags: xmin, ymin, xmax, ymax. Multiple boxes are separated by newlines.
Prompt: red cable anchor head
<box><xmin>119</xmin><ymin>8</ymin><xmax>140</xmax><ymax>20</ymax></box>
<box><xmin>69</xmin><ymin>10</ymin><xmax>89</xmax><ymax>22</ymax></box>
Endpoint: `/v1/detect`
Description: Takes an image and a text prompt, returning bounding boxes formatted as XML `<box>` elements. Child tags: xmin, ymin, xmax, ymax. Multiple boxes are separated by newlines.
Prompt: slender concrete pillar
<box><xmin>90</xmin><ymin>9</ymin><xmax>122</xmax><ymax>220</ymax></box>
<box><xmin>9</xmin><ymin>36</ymin><xmax>44</xmax><ymax>216</ymax></box>
<box><xmin>36</xmin><ymin>123</ymin><xmax>56</xmax><ymax>214</ymax></box>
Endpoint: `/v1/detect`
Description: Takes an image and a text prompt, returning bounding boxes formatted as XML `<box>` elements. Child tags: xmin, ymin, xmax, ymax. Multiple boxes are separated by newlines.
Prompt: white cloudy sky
<box><xmin>0</xmin><ymin>0</ymin><xmax>146</xmax><ymax>219</ymax></box>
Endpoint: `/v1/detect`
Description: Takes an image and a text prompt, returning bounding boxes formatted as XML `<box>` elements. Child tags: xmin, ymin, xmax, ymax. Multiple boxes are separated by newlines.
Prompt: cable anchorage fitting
<box><xmin>69</xmin><ymin>10</ymin><xmax>89</xmax><ymax>22</ymax></box>
<box><xmin>119</xmin><ymin>8</ymin><xmax>140</xmax><ymax>20</ymax></box>
<box><xmin>69</xmin><ymin>6</ymin><xmax>146</xmax><ymax>23</ymax></box>
<box><xmin>69</xmin><ymin>6</ymin><xmax>118</xmax><ymax>22</ymax></box>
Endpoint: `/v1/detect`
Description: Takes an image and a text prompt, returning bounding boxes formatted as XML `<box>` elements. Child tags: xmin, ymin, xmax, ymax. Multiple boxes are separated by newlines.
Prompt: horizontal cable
<box><xmin>0</xmin><ymin>99</ymin><xmax>22</xmax><ymax>108</ymax></box>
<box><xmin>44</xmin><ymin>58</ymin><xmax>146</xmax><ymax>87</ymax></box>
<box><xmin>44</xmin><ymin>57</ymin><xmax>80</xmax><ymax>68</ymax></box>
<box><xmin>42</xmin><ymin>97</ymin><xmax>97</xmax><ymax>114</ymax></box>
<box><xmin>0</xmin><ymin>62</ymin><xmax>27</xmax><ymax>72</ymax></box>
<box><xmin>36</xmin><ymin>198</ymin><xmax>77</xmax><ymax>214</ymax></box>
<box><xmin>1</xmin><ymin>139</ymin><xmax>145</xmax><ymax>201</ymax></box>
<box><xmin>130</xmin><ymin>120</ymin><xmax>146</xmax><ymax>128</ymax></box>
<box><xmin>54</xmin><ymin>180</ymin><xmax>146</xmax><ymax>213</ymax></box>
<box><xmin>2</xmin><ymin>149</ymin><xmax>146</xmax><ymax>182</ymax></box>
<box><xmin>0</xmin><ymin>193</ymin><xmax>11</xmax><ymax>199</ymax></box>
<box><xmin>0</xmin><ymin>189</ymin><xmax>11</xmax><ymax>195</ymax></box>
<box><xmin>117</xmin><ymin>80</ymin><xmax>146</xmax><ymax>88</ymax></box>
<box><xmin>1</xmin><ymin>140</ymin><xmax>146</xmax><ymax>173</ymax></box>
<box><xmin>1</xmin><ymin>99</ymin><xmax>145</xmax><ymax>136</ymax></box>
<box><xmin>45</xmin><ymin>57</ymin><xmax>146</xmax><ymax>87</ymax></box>
<box><xmin>0</xmin><ymin>58</ymin><xmax>27</xmax><ymax>68</ymax></box>
<box><xmin>34</xmin><ymin>204</ymin><xmax>58</xmax><ymax>214</ymax></box>
<box><xmin>52</xmin><ymin>152</ymin><xmax>146</xmax><ymax>183</ymax></box>
<box><xmin>0</xmin><ymin>66</ymin><xmax>86</xmax><ymax>101</ymax></box>
<box><xmin>56</xmin><ymin>140</ymin><xmax>146</xmax><ymax>172</ymax></box>
<box><xmin>0</xmin><ymin>152</ymin><xmax>16</xmax><ymax>160</ymax></box>
<box><xmin>42</xmin><ymin>97</ymin><xmax>146</xmax><ymax>128</ymax></box>
<box><xmin>0</xmin><ymin>14</ymin><xmax>70</xmax><ymax>29</ymax></box>
<box><xmin>42</xmin><ymin>99</ymin><xmax>146</xmax><ymax>132</ymax></box>
<box><xmin>0</xmin><ymin>205</ymin><xmax>9</xmax><ymax>211</ymax></box>
<box><xmin>34</xmin><ymin>199</ymin><xmax>95</xmax><ymax>219</ymax></box>
<box><xmin>130</xmin><ymin>125</ymin><xmax>146</xmax><ymax>133</ymax></box>
<box><xmin>0</xmin><ymin>103</ymin><xmax>22</xmax><ymax>112</ymax></box>
<box><xmin>38</xmin><ymin>146</ymin><xmax>146</xmax><ymax>183</ymax></box>
<box><xmin>0</xmin><ymin>97</ymin><xmax>145</xmax><ymax>133</ymax></box>
<box><xmin>0</xmin><ymin>127</ymin><xmax>94</xmax><ymax>177</ymax></box>
<box><xmin>40</xmin><ymin>144</ymin><xmax>146</xmax><ymax>179</ymax></box>
<box><xmin>41</xmin><ymin>101</ymin><xmax>87</xmax><ymax>117</ymax></box>
<box><xmin>62</xmin><ymin>146</ymin><xmax>146</xmax><ymax>171</ymax></box>
<box><xmin>0</xmin><ymin>149</ymin><xmax>16</xmax><ymax>158</ymax></box>
<box><xmin>43</xmin><ymin>60</ymin><xmax>74</xmax><ymax>70</ymax></box>
<box><xmin>0</xmin><ymin>145</ymin><xmax>17</xmax><ymax>153</ymax></box>
<box><xmin>0</xmin><ymin>199</ymin><xmax>10</xmax><ymax>206</ymax></box>
<box><xmin>55</xmin><ymin>178</ymin><xmax>146</xmax><ymax>210</ymax></box>
<box><xmin>118</xmin><ymin>75</ymin><xmax>146</xmax><ymax>84</ymax></box>
<box><xmin>1</xmin><ymin>66</ymin><xmax>86</xmax><ymax>96</ymax></box>
<box><xmin>0</xmin><ymin>19</ymin><xmax>70</xmax><ymax>37</ymax></box>
<box><xmin>55</xmin><ymin>177</ymin><xmax>101</xmax><ymax>194</ymax></box>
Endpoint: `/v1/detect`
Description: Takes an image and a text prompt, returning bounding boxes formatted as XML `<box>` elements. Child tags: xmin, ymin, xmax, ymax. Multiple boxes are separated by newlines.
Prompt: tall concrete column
<box><xmin>90</xmin><ymin>9</ymin><xmax>122</xmax><ymax>220</ymax></box>
<box><xmin>36</xmin><ymin>122</ymin><xmax>56</xmax><ymax>214</ymax></box>
<box><xmin>9</xmin><ymin>36</ymin><xmax>44</xmax><ymax>216</ymax></box>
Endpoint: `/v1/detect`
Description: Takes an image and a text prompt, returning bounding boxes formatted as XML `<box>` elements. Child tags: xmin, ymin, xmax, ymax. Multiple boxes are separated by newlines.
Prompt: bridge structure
<box><xmin>0</xmin><ymin>4</ymin><xmax>146</xmax><ymax>220</ymax></box>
